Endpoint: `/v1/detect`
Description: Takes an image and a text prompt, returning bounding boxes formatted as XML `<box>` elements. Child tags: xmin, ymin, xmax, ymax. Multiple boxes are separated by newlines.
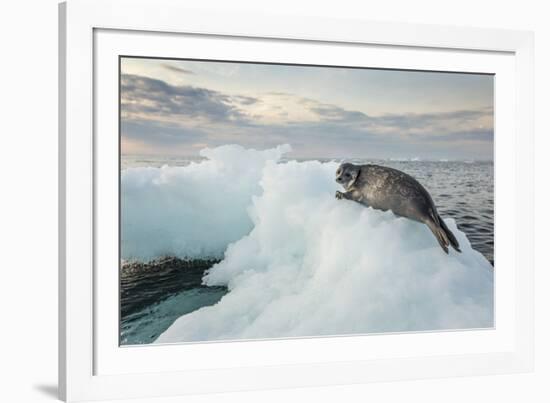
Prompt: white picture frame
<box><xmin>59</xmin><ymin>0</ymin><xmax>534</xmax><ymax>401</ymax></box>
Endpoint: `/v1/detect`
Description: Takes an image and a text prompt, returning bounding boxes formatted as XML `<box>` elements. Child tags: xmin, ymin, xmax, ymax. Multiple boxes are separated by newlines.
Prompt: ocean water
<box><xmin>120</xmin><ymin>257</ymin><xmax>226</xmax><ymax>345</ymax></box>
<box><xmin>120</xmin><ymin>153</ymin><xmax>493</xmax><ymax>345</ymax></box>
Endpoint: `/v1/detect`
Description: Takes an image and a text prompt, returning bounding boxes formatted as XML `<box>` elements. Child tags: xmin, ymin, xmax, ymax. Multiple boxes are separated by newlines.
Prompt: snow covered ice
<box><xmin>121</xmin><ymin>144</ymin><xmax>291</xmax><ymax>261</ymax></box>
<box><xmin>121</xmin><ymin>144</ymin><xmax>494</xmax><ymax>343</ymax></box>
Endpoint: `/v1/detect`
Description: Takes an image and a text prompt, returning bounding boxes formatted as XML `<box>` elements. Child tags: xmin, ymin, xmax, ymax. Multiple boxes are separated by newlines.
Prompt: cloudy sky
<box><xmin>120</xmin><ymin>57</ymin><xmax>493</xmax><ymax>160</ymax></box>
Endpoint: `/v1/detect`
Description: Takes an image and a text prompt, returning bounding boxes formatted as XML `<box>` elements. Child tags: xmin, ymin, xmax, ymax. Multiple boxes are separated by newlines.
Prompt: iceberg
<box><xmin>138</xmin><ymin>145</ymin><xmax>495</xmax><ymax>343</ymax></box>
<box><xmin>121</xmin><ymin>144</ymin><xmax>291</xmax><ymax>261</ymax></box>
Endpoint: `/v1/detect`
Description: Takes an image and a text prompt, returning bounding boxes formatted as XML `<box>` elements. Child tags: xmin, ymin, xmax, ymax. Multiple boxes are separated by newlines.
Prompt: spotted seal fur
<box><xmin>335</xmin><ymin>162</ymin><xmax>461</xmax><ymax>254</ymax></box>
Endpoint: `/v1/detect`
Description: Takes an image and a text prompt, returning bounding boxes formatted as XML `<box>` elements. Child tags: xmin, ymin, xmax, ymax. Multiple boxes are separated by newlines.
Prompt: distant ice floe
<box><xmin>121</xmin><ymin>144</ymin><xmax>495</xmax><ymax>343</ymax></box>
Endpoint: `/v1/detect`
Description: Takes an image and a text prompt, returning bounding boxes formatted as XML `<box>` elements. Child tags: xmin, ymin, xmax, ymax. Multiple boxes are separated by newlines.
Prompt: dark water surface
<box><xmin>120</xmin><ymin>257</ymin><xmax>226</xmax><ymax>345</ymax></box>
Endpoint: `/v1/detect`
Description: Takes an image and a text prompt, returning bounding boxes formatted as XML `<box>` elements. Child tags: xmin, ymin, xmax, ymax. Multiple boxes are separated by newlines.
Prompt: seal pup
<box><xmin>335</xmin><ymin>162</ymin><xmax>461</xmax><ymax>254</ymax></box>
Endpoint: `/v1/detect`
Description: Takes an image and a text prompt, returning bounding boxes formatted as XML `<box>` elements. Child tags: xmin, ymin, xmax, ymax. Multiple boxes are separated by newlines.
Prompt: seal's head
<box><xmin>335</xmin><ymin>163</ymin><xmax>360</xmax><ymax>190</ymax></box>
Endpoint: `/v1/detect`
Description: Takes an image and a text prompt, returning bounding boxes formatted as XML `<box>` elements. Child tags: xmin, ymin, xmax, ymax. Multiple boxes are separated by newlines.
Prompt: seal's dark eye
<box><xmin>345</xmin><ymin>173</ymin><xmax>351</xmax><ymax>178</ymax></box>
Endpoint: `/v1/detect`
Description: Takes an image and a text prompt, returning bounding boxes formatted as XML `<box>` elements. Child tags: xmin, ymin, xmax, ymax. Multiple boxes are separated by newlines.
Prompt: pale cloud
<box><xmin>120</xmin><ymin>69</ymin><xmax>494</xmax><ymax>160</ymax></box>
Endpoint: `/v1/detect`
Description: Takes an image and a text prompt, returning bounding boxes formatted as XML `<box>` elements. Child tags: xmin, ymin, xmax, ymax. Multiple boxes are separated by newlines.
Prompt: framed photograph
<box><xmin>59</xmin><ymin>0</ymin><xmax>534</xmax><ymax>401</ymax></box>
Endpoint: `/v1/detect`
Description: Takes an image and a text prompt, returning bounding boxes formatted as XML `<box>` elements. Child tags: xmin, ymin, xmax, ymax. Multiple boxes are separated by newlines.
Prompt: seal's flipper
<box><xmin>426</xmin><ymin>220</ymin><xmax>449</xmax><ymax>254</ymax></box>
<box><xmin>438</xmin><ymin>214</ymin><xmax>461</xmax><ymax>253</ymax></box>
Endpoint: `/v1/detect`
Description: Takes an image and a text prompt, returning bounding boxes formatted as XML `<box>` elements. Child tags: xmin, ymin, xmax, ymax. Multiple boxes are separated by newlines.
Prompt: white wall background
<box><xmin>0</xmin><ymin>0</ymin><xmax>547</xmax><ymax>402</ymax></box>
